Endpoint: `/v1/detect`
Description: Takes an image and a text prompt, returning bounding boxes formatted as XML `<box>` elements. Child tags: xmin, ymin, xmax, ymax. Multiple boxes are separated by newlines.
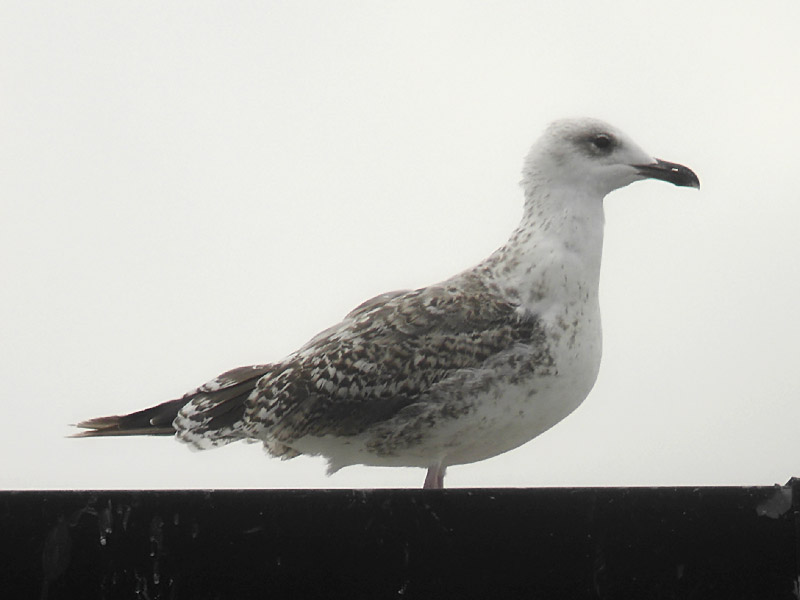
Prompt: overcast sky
<box><xmin>2</xmin><ymin>1</ymin><xmax>799</xmax><ymax>490</ymax></box>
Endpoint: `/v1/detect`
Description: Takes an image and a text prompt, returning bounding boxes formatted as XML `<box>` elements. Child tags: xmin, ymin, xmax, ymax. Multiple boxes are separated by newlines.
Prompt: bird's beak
<box><xmin>633</xmin><ymin>158</ymin><xmax>700</xmax><ymax>189</ymax></box>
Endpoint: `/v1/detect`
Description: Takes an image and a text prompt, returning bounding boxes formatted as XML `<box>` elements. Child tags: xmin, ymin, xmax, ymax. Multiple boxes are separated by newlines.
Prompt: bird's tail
<box><xmin>73</xmin><ymin>398</ymin><xmax>185</xmax><ymax>437</ymax></box>
<box><xmin>73</xmin><ymin>364</ymin><xmax>272</xmax><ymax>448</ymax></box>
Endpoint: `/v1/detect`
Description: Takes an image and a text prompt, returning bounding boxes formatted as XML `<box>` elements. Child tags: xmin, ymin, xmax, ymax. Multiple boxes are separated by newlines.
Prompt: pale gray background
<box><xmin>2</xmin><ymin>1</ymin><xmax>799</xmax><ymax>489</ymax></box>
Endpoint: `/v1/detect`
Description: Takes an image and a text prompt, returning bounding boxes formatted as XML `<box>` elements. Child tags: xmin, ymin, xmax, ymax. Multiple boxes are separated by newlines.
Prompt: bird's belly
<box><xmin>439</xmin><ymin>364</ymin><xmax>597</xmax><ymax>466</ymax></box>
<box><xmin>421</xmin><ymin>310</ymin><xmax>603</xmax><ymax>466</ymax></box>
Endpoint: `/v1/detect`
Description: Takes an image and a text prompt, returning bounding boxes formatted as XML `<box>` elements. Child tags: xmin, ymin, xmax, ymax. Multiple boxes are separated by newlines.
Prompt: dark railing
<box><xmin>2</xmin><ymin>481</ymin><xmax>798</xmax><ymax>599</ymax></box>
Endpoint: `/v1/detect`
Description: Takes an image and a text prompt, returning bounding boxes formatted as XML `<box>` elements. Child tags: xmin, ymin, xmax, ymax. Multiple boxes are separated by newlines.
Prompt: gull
<box><xmin>75</xmin><ymin>118</ymin><xmax>699</xmax><ymax>489</ymax></box>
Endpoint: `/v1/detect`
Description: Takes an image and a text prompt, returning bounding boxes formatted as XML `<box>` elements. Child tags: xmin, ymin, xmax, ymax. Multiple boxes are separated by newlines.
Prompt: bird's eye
<box><xmin>592</xmin><ymin>134</ymin><xmax>613</xmax><ymax>150</ymax></box>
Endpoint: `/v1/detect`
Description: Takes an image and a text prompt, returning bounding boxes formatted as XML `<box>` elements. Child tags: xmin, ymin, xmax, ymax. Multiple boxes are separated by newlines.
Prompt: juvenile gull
<box><xmin>75</xmin><ymin>118</ymin><xmax>699</xmax><ymax>488</ymax></box>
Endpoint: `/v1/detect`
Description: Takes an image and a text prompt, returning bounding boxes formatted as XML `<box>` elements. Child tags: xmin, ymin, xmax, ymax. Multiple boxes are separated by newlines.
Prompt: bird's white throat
<box><xmin>483</xmin><ymin>180</ymin><xmax>606</xmax><ymax>321</ymax></box>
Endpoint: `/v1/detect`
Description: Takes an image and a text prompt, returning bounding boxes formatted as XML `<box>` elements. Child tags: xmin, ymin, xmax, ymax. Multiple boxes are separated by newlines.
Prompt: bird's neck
<box><xmin>480</xmin><ymin>182</ymin><xmax>606</xmax><ymax>316</ymax></box>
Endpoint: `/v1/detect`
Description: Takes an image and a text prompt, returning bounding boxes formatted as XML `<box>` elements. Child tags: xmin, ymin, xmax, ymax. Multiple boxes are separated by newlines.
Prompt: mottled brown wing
<box><xmin>244</xmin><ymin>273</ymin><xmax>544</xmax><ymax>446</ymax></box>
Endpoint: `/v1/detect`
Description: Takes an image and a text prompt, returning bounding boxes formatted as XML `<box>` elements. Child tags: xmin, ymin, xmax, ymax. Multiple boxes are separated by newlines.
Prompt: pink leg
<box><xmin>423</xmin><ymin>464</ymin><xmax>447</xmax><ymax>489</ymax></box>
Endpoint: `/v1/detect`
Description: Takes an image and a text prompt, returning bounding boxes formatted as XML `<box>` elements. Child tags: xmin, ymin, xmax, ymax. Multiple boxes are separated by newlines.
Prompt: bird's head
<box><xmin>523</xmin><ymin>118</ymin><xmax>700</xmax><ymax>198</ymax></box>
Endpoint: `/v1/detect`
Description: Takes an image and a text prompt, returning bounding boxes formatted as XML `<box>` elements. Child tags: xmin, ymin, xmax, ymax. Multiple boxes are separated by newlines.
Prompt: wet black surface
<box><xmin>1</xmin><ymin>483</ymin><xmax>798</xmax><ymax>599</ymax></box>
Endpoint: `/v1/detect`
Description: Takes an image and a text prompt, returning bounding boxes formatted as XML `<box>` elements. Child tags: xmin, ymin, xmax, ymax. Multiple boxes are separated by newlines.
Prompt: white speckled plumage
<box><xmin>75</xmin><ymin>118</ymin><xmax>699</xmax><ymax>488</ymax></box>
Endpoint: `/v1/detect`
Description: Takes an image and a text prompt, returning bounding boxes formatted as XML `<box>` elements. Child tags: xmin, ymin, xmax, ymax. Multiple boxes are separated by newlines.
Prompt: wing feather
<box><xmin>245</xmin><ymin>273</ymin><xmax>544</xmax><ymax>448</ymax></box>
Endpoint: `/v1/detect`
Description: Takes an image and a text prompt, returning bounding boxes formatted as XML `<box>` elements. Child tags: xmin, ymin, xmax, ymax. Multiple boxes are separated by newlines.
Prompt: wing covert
<box><xmin>244</xmin><ymin>273</ymin><xmax>545</xmax><ymax>446</ymax></box>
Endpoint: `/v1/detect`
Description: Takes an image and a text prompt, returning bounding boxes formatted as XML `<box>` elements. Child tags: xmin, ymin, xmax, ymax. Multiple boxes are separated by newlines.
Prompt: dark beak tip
<box><xmin>678</xmin><ymin>168</ymin><xmax>701</xmax><ymax>190</ymax></box>
<box><xmin>635</xmin><ymin>158</ymin><xmax>700</xmax><ymax>190</ymax></box>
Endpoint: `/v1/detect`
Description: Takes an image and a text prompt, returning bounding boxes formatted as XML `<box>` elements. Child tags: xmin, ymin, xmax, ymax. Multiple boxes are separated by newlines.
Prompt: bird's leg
<box><xmin>435</xmin><ymin>467</ymin><xmax>446</xmax><ymax>488</ymax></box>
<box><xmin>423</xmin><ymin>464</ymin><xmax>446</xmax><ymax>489</ymax></box>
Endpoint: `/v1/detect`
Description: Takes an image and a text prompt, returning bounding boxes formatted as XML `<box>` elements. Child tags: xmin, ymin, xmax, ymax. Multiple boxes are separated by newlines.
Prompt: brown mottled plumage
<box><xmin>75</xmin><ymin>118</ymin><xmax>699</xmax><ymax>488</ymax></box>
